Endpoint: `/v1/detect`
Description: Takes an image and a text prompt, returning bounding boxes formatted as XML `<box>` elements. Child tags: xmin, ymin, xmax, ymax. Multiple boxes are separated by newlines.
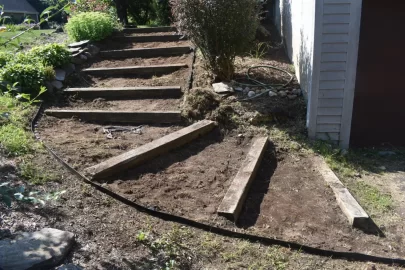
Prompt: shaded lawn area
<box><xmin>0</xmin><ymin>29</ymin><xmax>55</xmax><ymax>52</ymax></box>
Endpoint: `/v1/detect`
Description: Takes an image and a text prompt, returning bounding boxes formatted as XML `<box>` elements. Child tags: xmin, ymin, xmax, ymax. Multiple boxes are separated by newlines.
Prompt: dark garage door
<box><xmin>350</xmin><ymin>0</ymin><xmax>405</xmax><ymax>146</ymax></box>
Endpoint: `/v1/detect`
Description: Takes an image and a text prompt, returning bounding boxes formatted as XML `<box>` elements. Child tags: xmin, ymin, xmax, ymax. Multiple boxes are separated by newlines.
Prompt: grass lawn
<box><xmin>0</xmin><ymin>29</ymin><xmax>56</xmax><ymax>52</ymax></box>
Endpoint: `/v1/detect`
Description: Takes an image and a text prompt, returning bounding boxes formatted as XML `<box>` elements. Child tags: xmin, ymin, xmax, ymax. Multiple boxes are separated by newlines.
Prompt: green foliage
<box><xmin>0</xmin><ymin>123</ymin><xmax>36</xmax><ymax>155</ymax></box>
<box><xmin>66</xmin><ymin>12</ymin><xmax>114</xmax><ymax>41</ymax></box>
<box><xmin>249</xmin><ymin>42</ymin><xmax>270</xmax><ymax>59</ymax></box>
<box><xmin>127</xmin><ymin>0</ymin><xmax>154</xmax><ymax>25</ymax></box>
<box><xmin>20</xmin><ymin>160</ymin><xmax>57</xmax><ymax>185</ymax></box>
<box><xmin>172</xmin><ymin>0</ymin><xmax>260</xmax><ymax>80</ymax></box>
<box><xmin>0</xmin><ymin>52</ymin><xmax>12</xmax><ymax>67</ymax></box>
<box><xmin>29</xmin><ymin>43</ymin><xmax>71</xmax><ymax>67</ymax></box>
<box><xmin>152</xmin><ymin>0</ymin><xmax>172</xmax><ymax>25</ymax></box>
<box><xmin>0</xmin><ymin>63</ymin><xmax>46</xmax><ymax>93</ymax></box>
<box><xmin>0</xmin><ymin>182</ymin><xmax>66</xmax><ymax>208</ymax></box>
<box><xmin>71</xmin><ymin>0</ymin><xmax>113</xmax><ymax>14</ymax></box>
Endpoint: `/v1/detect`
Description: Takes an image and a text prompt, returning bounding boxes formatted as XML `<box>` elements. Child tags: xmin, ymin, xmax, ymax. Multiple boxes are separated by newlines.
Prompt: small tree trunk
<box><xmin>114</xmin><ymin>0</ymin><xmax>129</xmax><ymax>26</ymax></box>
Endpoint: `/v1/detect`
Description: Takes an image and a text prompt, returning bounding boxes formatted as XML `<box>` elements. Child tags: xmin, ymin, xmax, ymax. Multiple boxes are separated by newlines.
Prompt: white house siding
<box><xmin>273</xmin><ymin>0</ymin><xmax>316</xmax><ymax>101</ymax></box>
<box><xmin>274</xmin><ymin>0</ymin><xmax>362</xmax><ymax>148</ymax></box>
<box><xmin>311</xmin><ymin>0</ymin><xmax>362</xmax><ymax>147</ymax></box>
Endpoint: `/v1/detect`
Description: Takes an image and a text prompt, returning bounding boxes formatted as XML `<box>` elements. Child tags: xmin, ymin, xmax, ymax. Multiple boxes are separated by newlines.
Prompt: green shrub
<box><xmin>172</xmin><ymin>0</ymin><xmax>259</xmax><ymax>80</ymax></box>
<box><xmin>66</xmin><ymin>12</ymin><xmax>114</xmax><ymax>41</ymax></box>
<box><xmin>0</xmin><ymin>123</ymin><xmax>36</xmax><ymax>155</ymax></box>
<box><xmin>0</xmin><ymin>63</ymin><xmax>46</xmax><ymax>93</ymax></box>
<box><xmin>0</xmin><ymin>52</ymin><xmax>12</xmax><ymax>68</ymax></box>
<box><xmin>152</xmin><ymin>0</ymin><xmax>172</xmax><ymax>25</ymax></box>
<box><xmin>29</xmin><ymin>43</ymin><xmax>71</xmax><ymax>68</ymax></box>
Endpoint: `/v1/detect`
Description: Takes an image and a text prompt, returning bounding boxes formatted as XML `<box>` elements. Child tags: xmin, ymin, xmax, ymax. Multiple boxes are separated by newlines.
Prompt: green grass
<box><xmin>19</xmin><ymin>159</ymin><xmax>57</xmax><ymax>185</ymax></box>
<box><xmin>0</xmin><ymin>30</ymin><xmax>54</xmax><ymax>52</ymax></box>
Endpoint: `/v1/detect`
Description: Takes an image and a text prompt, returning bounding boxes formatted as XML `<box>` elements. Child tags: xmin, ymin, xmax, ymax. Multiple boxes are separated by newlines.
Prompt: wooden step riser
<box><xmin>100</xmin><ymin>47</ymin><xmax>192</xmax><ymax>58</ymax></box>
<box><xmin>115</xmin><ymin>35</ymin><xmax>184</xmax><ymax>43</ymax></box>
<box><xmin>83</xmin><ymin>64</ymin><xmax>188</xmax><ymax>76</ymax></box>
<box><xmin>85</xmin><ymin>120</ymin><xmax>216</xmax><ymax>180</ymax></box>
<box><xmin>64</xmin><ymin>87</ymin><xmax>182</xmax><ymax>99</ymax></box>
<box><xmin>123</xmin><ymin>26</ymin><xmax>176</xmax><ymax>33</ymax></box>
<box><xmin>44</xmin><ymin>110</ymin><xmax>182</xmax><ymax>124</ymax></box>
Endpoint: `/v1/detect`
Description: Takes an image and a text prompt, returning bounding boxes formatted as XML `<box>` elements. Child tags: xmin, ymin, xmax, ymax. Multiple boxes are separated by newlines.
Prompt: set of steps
<box><xmin>44</xmin><ymin>26</ymin><xmax>269</xmax><ymax>222</ymax></box>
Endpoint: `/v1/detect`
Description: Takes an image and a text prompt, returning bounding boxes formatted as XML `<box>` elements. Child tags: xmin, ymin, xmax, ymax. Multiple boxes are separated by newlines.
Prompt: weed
<box><xmin>19</xmin><ymin>159</ymin><xmax>57</xmax><ymax>185</ymax></box>
<box><xmin>0</xmin><ymin>124</ymin><xmax>36</xmax><ymax>156</ymax></box>
<box><xmin>351</xmin><ymin>181</ymin><xmax>393</xmax><ymax>215</ymax></box>
<box><xmin>249</xmin><ymin>42</ymin><xmax>270</xmax><ymax>59</ymax></box>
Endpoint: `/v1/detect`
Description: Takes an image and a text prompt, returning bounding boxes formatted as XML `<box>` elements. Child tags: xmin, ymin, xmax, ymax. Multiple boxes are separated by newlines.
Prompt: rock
<box><xmin>51</xmin><ymin>80</ymin><xmax>64</xmax><ymax>90</ymax></box>
<box><xmin>268</xmin><ymin>91</ymin><xmax>277</xmax><ymax>97</ymax></box>
<box><xmin>212</xmin><ymin>82</ymin><xmax>234</xmax><ymax>94</ymax></box>
<box><xmin>63</xmin><ymin>63</ymin><xmax>75</xmax><ymax>76</ymax></box>
<box><xmin>379</xmin><ymin>166</ymin><xmax>387</xmax><ymax>171</ymax></box>
<box><xmin>68</xmin><ymin>47</ymin><xmax>80</xmax><ymax>54</ymax></box>
<box><xmin>248</xmin><ymin>91</ymin><xmax>256</xmax><ymax>98</ymax></box>
<box><xmin>278</xmin><ymin>91</ymin><xmax>287</xmax><ymax>97</ymax></box>
<box><xmin>365</xmin><ymin>264</ymin><xmax>377</xmax><ymax>270</ymax></box>
<box><xmin>57</xmin><ymin>263</ymin><xmax>83</xmax><ymax>270</ymax></box>
<box><xmin>288</xmin><ymin>94</ymin><xmax>298</xmax><ymax>100</ymax></box>
<box><xmin>84</xmin><ymin>52</ymin><xmax>93</xmax><ymax>59</ymax></box>
<box><xmin>80</xmin><ymin>54</ymin><xmax>88</xmax><ymax>61</ymax></box>
<box><xmin>378</xmin><ymin>151</ymin><xmax>396</xmax><ymax>156</ymax></box>
<box><xmin>71</xmin><ymin>56</ymin><xmax>85</xmax><ymax>65</ymax></box>
<box><xmin>68</xmin><ymin>40</ymin><xmax>90</xmax><ymax>48</ymax></box>
<box><xmin>44</xmin><ymin>81</ymin><xmax>54</xmax><ymax>93</ymax></box>
<box><xmin>55</xmin><ymin>69</ymin><xmax>66</xmax><ymax>81</ymax></box>
<box><xmin>87</xmin><ymin>44</ymin><xmax>100</xmax><ymax>56</ymax></box>
<box><xmin>0</xmin><ymin>228</ymin><xmax>75</xmax><ymax>270</ymax></box>
<box><xmin>234</xmin><ymin>87</ymin><xmax>243</xmax><ymax>92</ymax></box>
<box><xmin>292</xmin><ymin>88</ymin><xmax>302</xmax><ymax>95</ymax></box>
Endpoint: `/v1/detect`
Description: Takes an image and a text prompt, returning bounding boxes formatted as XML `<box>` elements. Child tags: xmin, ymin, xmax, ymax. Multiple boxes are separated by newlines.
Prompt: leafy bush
<box><xmin>0</xmin><ymin>52</ymin><xmax>12</xmax><ymax>68</ymax></box>
<box><xmin>0</xmin><ymin>123</ymin><xmax>36</xmax><ymax>155</ymax></box>
<box><xmin>172</xmin><ymin>0</ymin><xmax>259</xmax><ymax>80</ymax></box>
<box><xmin>70</xmin><ymin>0</ymin><xmax>112</xmax><ymax>14</ymax></box>
<box><xmin>66</xmin><ymin>12</ymin><xmax>115</xmax><ymax>41</ymax></box>
<box><xmin>29</xmin><ymin>43</ymin><xmax>71</xmax><ymax>67</ymax></box>
<box><xmin>0</xmin><ymin>63</ymin><xmax>46</xmax><ymax>93</ymax></box>
<box><xmin>152</xmin><ymin>0</ymin><xmax>172</xmax><ymax>25</ymax></box>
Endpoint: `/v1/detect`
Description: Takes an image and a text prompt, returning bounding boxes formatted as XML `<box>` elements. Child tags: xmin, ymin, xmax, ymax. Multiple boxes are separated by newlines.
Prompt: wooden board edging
<box><xmin>123</xmin><ymin>26</ymin><xmax>176</xmax><ymax>33</ymax></box>
<box><xmin>100</xmin><ymin>46</ymin><xmax>192</xmax><ymax>58</ymax></box>
<box><xmin>82</xmin><ymin>64</ymin><xmax>188</xmax><ymax>76</ymax></box>
<box><xmin>314</xmin><ymin>155</ymin><xmax>370</xmax><ymax>229</ymax></box>
<box><xmin>85</xmin><ymin>120</ymin><xmax>216</xmax><ymax>180</ymax></box>
<box><xmin>217</xmin><ymin>137</ymin><xmax>269</xmax><ymax>221</ymax></box>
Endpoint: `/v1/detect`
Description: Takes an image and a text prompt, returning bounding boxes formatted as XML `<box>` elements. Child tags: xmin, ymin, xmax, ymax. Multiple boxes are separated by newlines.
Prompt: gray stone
<box><xmin>0</xmin><ymin>228</ymin><xmax>75</xmax><ymax>270</ymax></box>
<box><xmin>87</xmin><ymin>44</ymin><xmax>100</xmax><ymax>56</ymax></box>
<box><xmin>71</xmin><ymin>56</ymin><xmax>85</xmax><ymax>65</ymax></box>
<box><xmin>292</xmin><ymin>88</ymin><xmax>302</xmax><ymax>95</ymax></box>
<box><xmin>57</xmin><ymin>263</ymin><xmax>83</xmax><ymax>270</ymax></box>
<box><xmin>84</xmin><ymin>52</ymin><xmax>93</xmax><ymax>59</ymax></box>
<box><xmin>278</xmin><ymin>91</ymin><xmax>287</xmax><ymax>97</ymax></box>
<box><xmin>63</xmin><ymin>63</ymin><xmax>75</xmax><ymax>76</ymax></box>
<box><xmin>248</xmin><ymin>91</ymin><xmax>256</xmax><ymax>98</ymax></box>
<box><xmin>234</xmin><ymin>87</ymin><xmax>243</xmax><ymax>92</ymax></box>
<box><xmin>288</xmin><ymin>94</ymin><xmax>298</xmax><ymax>100</ymax></box>
<box><xmin>44</xmin><ymin>81</ymin><xmax>54</xmax><ymax>93</ymax></box>
<box><xmin>212</xmin><ymin>82</ymin><xmax>234</xmax><ymax>94</ymax></box>
<box><xmin>80</xmin><ymin>54</ymin><xmax>88</xmax><ymax>61</ymax></box>
<box><xmin>268</xmin><ymin>91</ymin><xmax>277</xmax><ymax>97</ymax></box>
<box><xmin>55</xmin><ymin>69</ymin><xmax>66</xmax><ymax>81</ymax></box>
<box><xmin>378</xmin><ymin>151</ymin><xmax>396</xmax><ymax>156</ymax></box>
<box><xmin>51</xmin><ymin>80</ymin><xmax>64</xmax><ymax>90</ymax></box>
<box><xmin>68</xmin><ymin>47</ymin><xmax>80</xmax><ymax>54</ymax></box>
<box><xmin>68</xmin><ymin>40</ymin><xmax>90</xmax><ymax>48</ymax></box>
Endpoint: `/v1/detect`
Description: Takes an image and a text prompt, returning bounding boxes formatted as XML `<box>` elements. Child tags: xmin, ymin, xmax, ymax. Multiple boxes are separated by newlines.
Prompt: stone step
<box><xmin>115</xmin><ymin>35</ymin><xmax>185</xmax><ymax>43</ymax></box>
<box><xmin>64</xmin><ymin>86</ymin><xmax>182</xmax><ymax>99</ymax></box>
<box><xmin>217</xmin><ymin>137</ymin><xmax>269</xmax><ymax>221</ymax></box>
<box><xmin>123</xmin><ymin>26</ymin><xmax>176</xmax><ymax>34</ymax></box>
<box><xmin>100</xmin><ymin>46</ymin><xmax>192</xmax><ymax>58</ymax></box>
<box><xmin>85</xmin><ymin>120</ymin><xmax>216</xmax><ymax>180</ymax></box>
<box><xmin>44</xmin><ymin>110</ymin><xmax>182</xmax><ymax>124</ymax></box>
<box><xmin>82</xmin><ymin>64</ymin><xmax>188</xmax><ymax>76</ymax></box>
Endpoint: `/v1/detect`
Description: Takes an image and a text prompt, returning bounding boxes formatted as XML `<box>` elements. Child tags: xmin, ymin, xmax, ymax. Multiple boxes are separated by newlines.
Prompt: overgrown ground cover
<box><xmin>0</xmin><ymin>29</ymin><xmax>58</xmax><ymax>52</ymax></box>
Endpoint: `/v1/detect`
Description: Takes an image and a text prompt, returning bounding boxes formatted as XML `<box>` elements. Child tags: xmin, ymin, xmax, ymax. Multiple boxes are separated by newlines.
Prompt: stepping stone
<box><xmin>218</xmin><ymin>137</ymin><xmax>269</xmax><ymax>221</ymax></box>
<box><xmin>64</xmin><ymin>86</ymin><xmax>182</xmax><ymax>99</ymax></box>
<box><xmin>85</xmin><ymin>120</ymin><xmax>216</xmax><ymax>179</ymax></box>
<box><xmin>100</xmin><ymin>46</ymin><xmax>192</xmax><ymax>58</ymax></box>
<box><xmin>55</xmin><ymin>68</ymin><xmax>66</xmax><ymax>81</ymax></box>
<box><xmin>115</xmin><ymin>35</ymin><xmax>185</xmax><ymax>43</ymax></box>
<box><xmin>68</xmin><ymin>40</ymin><xmax>90</xmax><ymax>48</ymax></box>
<box><xmin>44</xmin><ymin>110</ymin><xmax>182</xmax><ymax>124</ymax></box>
<box><xmin>82</xmin><ymin>64</ymin><xmax>188</xmax><ymax>76</ymax></box>
<box><xmin>0</xmin><ymin>228</ymin><xmax>75</xmax><ymax>270</ymax></box>
<box><xmin>123</xmin><ymin>26</ymin><xmax>176</xmax><ymax>34</ymax></box>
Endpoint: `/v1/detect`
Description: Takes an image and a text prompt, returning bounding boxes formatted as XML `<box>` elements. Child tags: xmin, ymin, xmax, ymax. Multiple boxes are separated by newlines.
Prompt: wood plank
<box><xmin>321</xmin><ymin>52</ymin><xmax>347</xmax><ymax>62</ymax></box>
<box><xmin>100</xmin><ymin>46</ymin><xmax>192</xmax><ymax>58</ymax></box>
<box><xmin>44</xmin><ymin>110</ymin><xmax>182</xmax><ymax>124</ymax></box>
<box><xmin>83</xmin><ymin>64</ymin><xmax>188</xmax><ymax>76</ymax></box>
<box><xmin>320</xmin><ymin>71</ymin><xmax>346</xmax><ymax>81</ymax></box>
<box><xmin>320</xmin><ymin>62</ymin><xmax>346</xmax><ymax>71</ymax></box>
<box><xmin>123</xmin><ymin>26</ymin><xmax>176</xmax><ymax>34</ymax></box>
<box><xmin>115</xmin><ymin>35</ymin><xmax>184</xmax><ymax>43</ymax></box>
<box><xmin>318</xmin><ymin>107</ymin><xmax>343</xmax><ymax>116</ymax></box>
<box><xmin>314</xmin><ymin>156</ymin><xmax>370</xmax><ymax>229</ymax></box>
<box><xmin>85</xmin><ymin>120</ymin><xmax>216</xmax><ymax>179</ymax></box>
<box><xmin>64</xmin><ymin>86</ymin><xmax>182</xmax><ymax>99</ymax></box>
<box><xmin>318</xmin><ymin>98</ymin><xmax>344</xmax><ymax>107</ymax></box>
<box><xmin>323</xmin><ymin>14</ymin><xmax>350</xmax><ymax>24</ymax></box>
<box><xmin>217</xmin><ymin>137</ymin><xmax>268</xmax><ymax>221</ymax></box>
<box><xmin>317</xmin><ymin>115</ymin><xmax>342</xmax><ymax>124</ymax></box>
<box><xmin>324</xmin><ymin>0</ymin><xmax>350</xmax><ymax>3</ymax></box>
<box><xmin>319</xmin><ymin>80</ymin><xmax>345</xmax><ymax>89</ymax></box>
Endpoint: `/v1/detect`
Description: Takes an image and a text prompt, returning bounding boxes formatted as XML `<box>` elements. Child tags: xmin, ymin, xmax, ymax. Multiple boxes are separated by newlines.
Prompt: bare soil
<box><xmin>85</xmin><ymin>54</ymin><xmax>192</xmax><ymax>69</ymax></box>
<box><xmin>95</xmin><ymin>40</ymin><xmax>192</xmax><ymax>51</ymax></box>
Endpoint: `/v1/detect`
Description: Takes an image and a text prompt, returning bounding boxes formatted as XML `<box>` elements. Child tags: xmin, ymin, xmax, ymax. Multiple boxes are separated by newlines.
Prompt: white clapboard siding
<box><xmin>312</xmin><ymin>0</ymin><xmax>357</xmax><ymax>145</ymax></box>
